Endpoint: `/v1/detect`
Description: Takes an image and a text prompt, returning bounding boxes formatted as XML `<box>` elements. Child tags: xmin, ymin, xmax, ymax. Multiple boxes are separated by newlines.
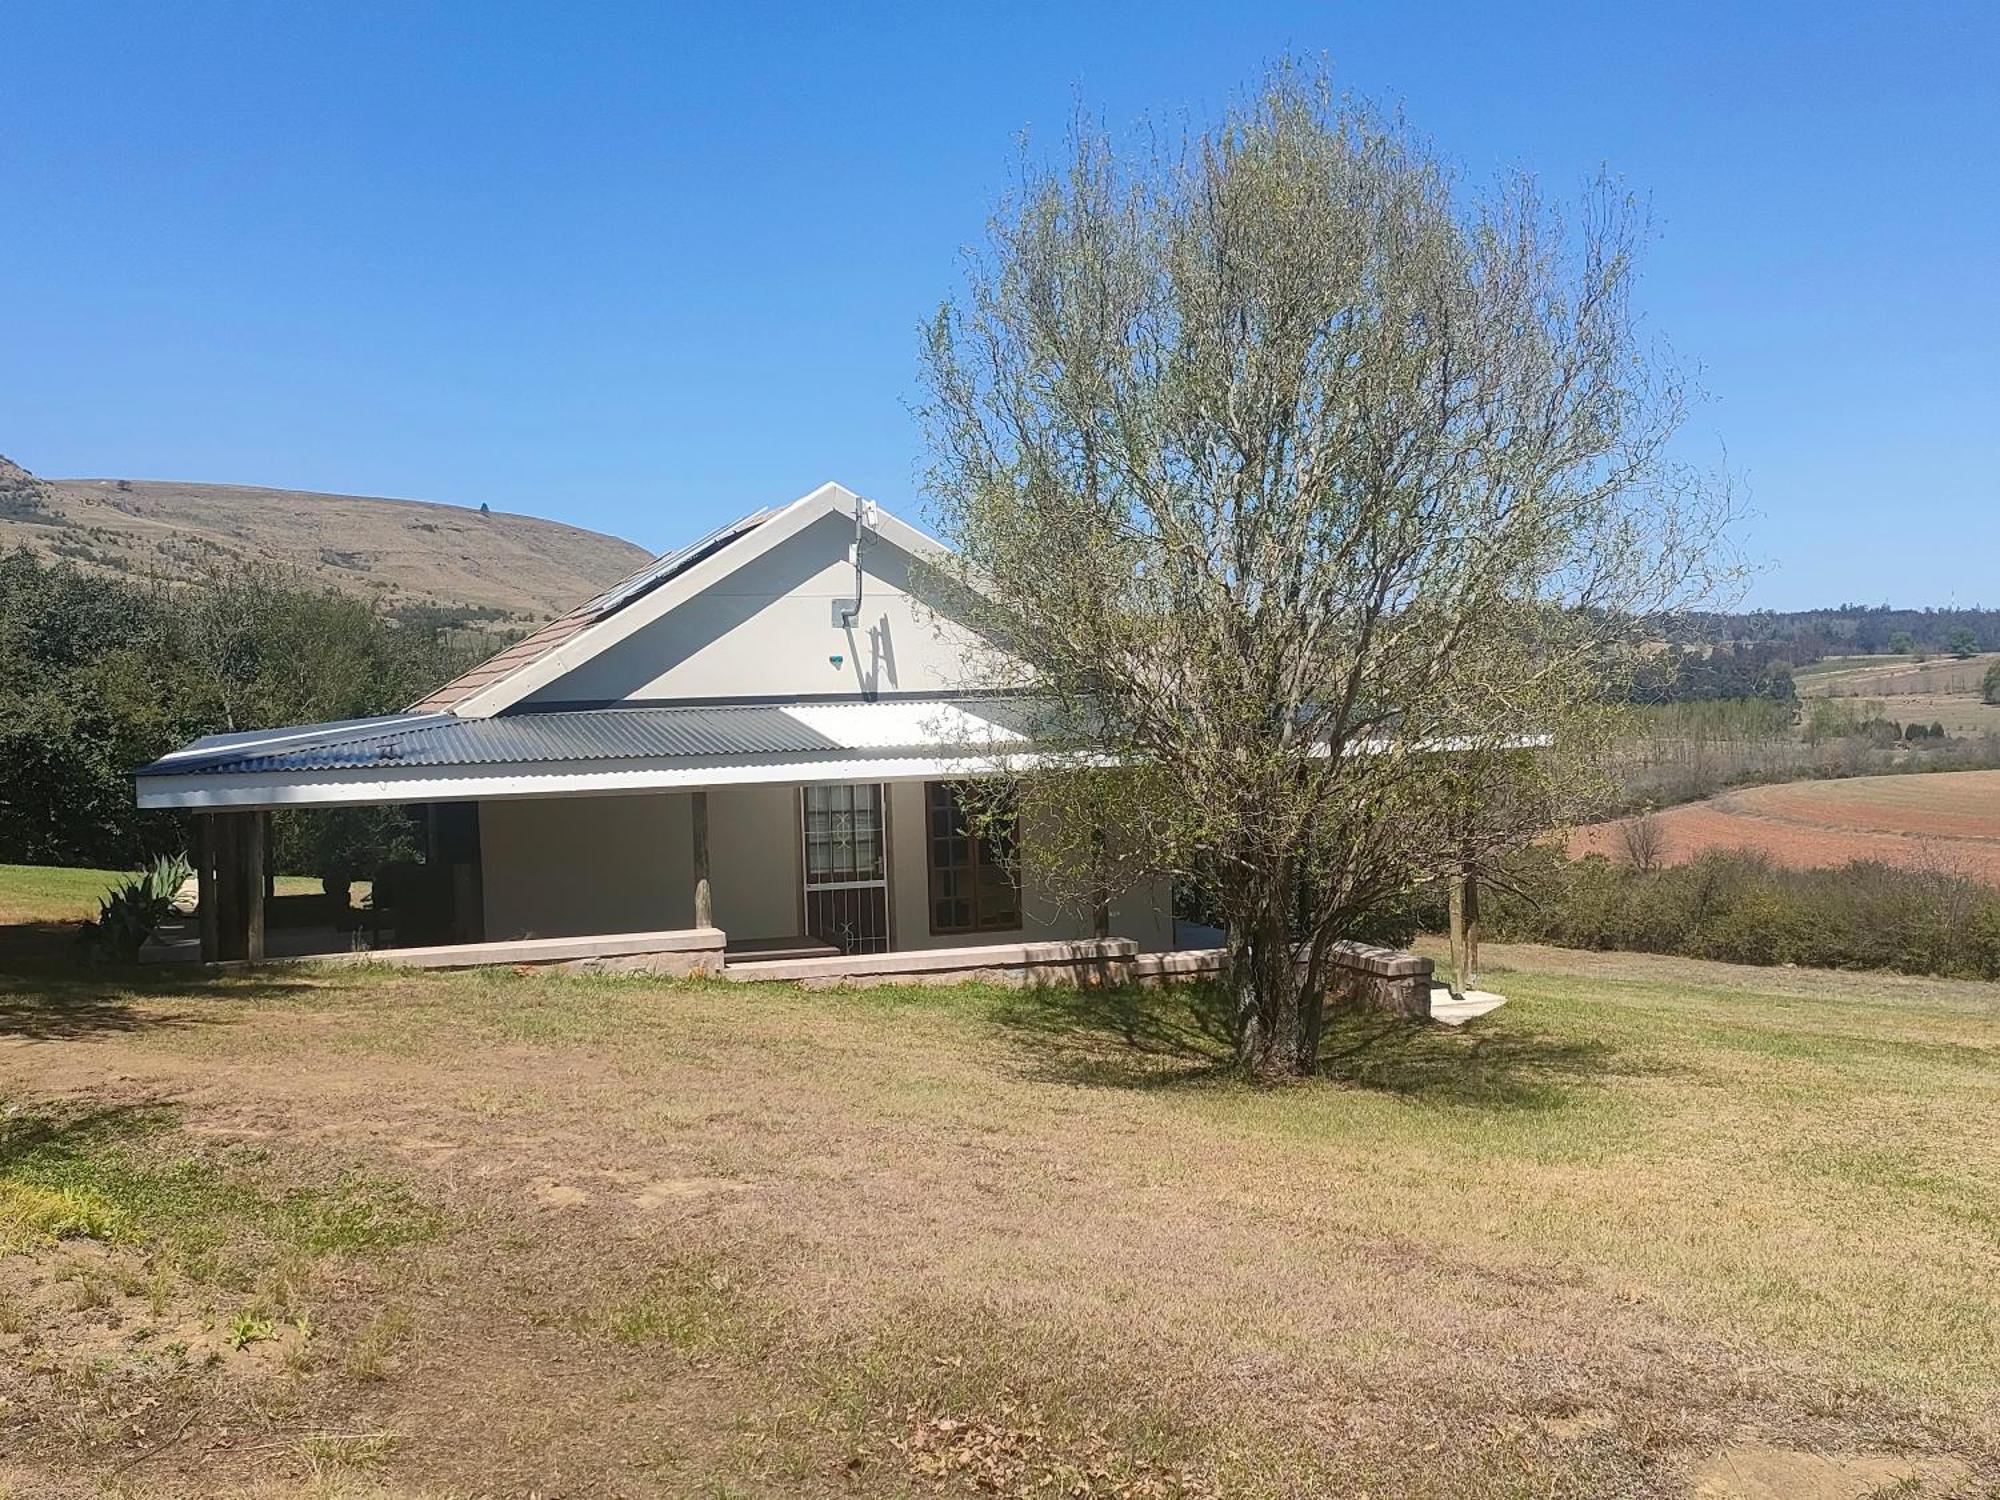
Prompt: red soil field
<box><xmin>1572</xmin><ymin>770</ymin><xmax>2000</xmax><ymax>885</ymax></box>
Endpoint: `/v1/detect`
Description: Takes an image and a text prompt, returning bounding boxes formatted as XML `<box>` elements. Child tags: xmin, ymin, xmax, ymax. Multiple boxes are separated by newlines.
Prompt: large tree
<box><xmin>920</xmin><ymin>68</ymin><xmax>1735</xmax><ymax>1077</ymax></box>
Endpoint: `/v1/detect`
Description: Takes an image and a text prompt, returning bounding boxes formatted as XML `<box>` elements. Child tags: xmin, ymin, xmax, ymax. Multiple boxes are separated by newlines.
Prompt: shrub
<box><xmin>1482</xmin><ymin>848</ymin><xmax>2000</xmax><ymax>980</ymax></box>
<box><xmin>76</xmin><ymin>852</ymin><xmax>193</xmax><ymax>961</ymax></box>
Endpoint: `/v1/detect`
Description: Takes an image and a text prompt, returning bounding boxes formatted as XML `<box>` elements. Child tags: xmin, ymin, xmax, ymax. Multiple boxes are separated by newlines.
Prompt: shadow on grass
<box><xmin>989</xmin><ymin>982</ymin><xmax>1636</xmax><ymax>1109</ymax></box>
<box><xmin>0</xmin><ymin>947</ymin><xmax>320</xmax><ymax>1043</ymax></box>
<box><xmin>0</xmin><ymin>1097</ymin><xmax>176</xmax><ymax>1167</ymax></box>
<box><xmin>986</xmin><ymin>981</ymin><xmax>1241</xmax><ymax>1090</ymax></box>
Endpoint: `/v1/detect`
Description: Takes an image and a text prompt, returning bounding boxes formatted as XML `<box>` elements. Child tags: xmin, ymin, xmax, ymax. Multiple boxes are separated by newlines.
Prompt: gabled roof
<box><xmin>411</xmin><ymin>482</ymin><xmax>946</xmax><ymax>717</ymax></box>
<box><xmin>410</xmin><ymin>507</ymin><xmax>777</xmax><ymax>712</ymax></box>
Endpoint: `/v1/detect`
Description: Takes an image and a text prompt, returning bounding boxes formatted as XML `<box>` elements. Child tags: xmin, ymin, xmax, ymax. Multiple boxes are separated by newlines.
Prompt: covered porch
<box><xmin>135</xmin><ymin>699</ymin><xmax>1178</xmax><ymax>976</ymax></box>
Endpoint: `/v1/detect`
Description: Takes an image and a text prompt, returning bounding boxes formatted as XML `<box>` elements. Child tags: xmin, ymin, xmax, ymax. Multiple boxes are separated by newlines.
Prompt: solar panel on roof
<box><xmin>574</xmin><ymin>507</ymin><xmax>776</xmax><ymax>620</ymax></box>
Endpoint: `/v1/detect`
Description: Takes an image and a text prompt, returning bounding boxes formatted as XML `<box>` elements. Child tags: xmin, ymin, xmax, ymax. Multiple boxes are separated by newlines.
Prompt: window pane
<box><xmin>803</xmin><ymin>783</ymin><xmax>883</xmax><ymax>886</ymax></box>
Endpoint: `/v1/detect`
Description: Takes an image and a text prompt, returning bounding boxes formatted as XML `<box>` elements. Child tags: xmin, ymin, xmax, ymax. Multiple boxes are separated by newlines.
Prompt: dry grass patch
<box><xmin>0</xmin><ymin>949</ymin><xmax>1993</xmax><ymax>1495</ymax></box>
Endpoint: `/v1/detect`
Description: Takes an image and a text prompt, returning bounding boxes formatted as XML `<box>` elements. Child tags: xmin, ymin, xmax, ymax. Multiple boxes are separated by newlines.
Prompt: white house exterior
<box><xmin>135</xmin><ymin>483</ymin><xmax>1181</xmax><ymax>978</ymax></box>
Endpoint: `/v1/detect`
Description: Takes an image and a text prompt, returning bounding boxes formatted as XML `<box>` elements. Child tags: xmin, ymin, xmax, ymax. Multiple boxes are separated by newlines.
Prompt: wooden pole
<box><xmin>1447</xmin><ymin>870</ymin><xmax>1466</xmax><ymax>999</ymax></box>
<box><xmin>196</xmin><ymin>813</ymin><xmax>219</xmax><ymax>963</ymax></box>
<box><xmin>1461</xmin><ymin>863</ymin><xmax>1481</xmax><ymax>992</ymax></box>
<box><xmin>244</xmin><ymin>811</ymin><xmax>266</xmax><ymax>962</ymax></box>
<box><xmin>214</xmin><ymin>813</ymin><xmax>241</xmax><ymax>961</ymax></box>
<box><xmin>691</xmin><ymin>790</ymin><xmax>713</xmax><ymax>929</ymax></box>
<box><xmin>1091</xmin><ymin>826</ymin><xmax>1110</xmax><ymax>939</ymax></box>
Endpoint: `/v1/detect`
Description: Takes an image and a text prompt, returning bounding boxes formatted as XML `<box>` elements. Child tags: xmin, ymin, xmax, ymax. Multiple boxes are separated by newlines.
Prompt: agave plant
<box><xmin>78</xmin><ymin>852</ymin><xmax>195</xmax><ymax>961</ymax></box>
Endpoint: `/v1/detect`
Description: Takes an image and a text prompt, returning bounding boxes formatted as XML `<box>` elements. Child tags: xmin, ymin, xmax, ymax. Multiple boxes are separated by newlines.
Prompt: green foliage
<box><xmin>1673</xmin><ymin>605</ymin><xmax>1998</xmax><ymax>658</ymax></box>
<box><xmin>228</xmin><ymin>1312</ymin><xmax>279</xmax><ymax>1349</ymax></box>
<box><xmin>76</xmin><ymin>851</ymin><xmax>193</xmax><ymax>960</ymax></box>
<box><xmin>0</xmin><ymin>547</ymin><xmax>494</xmax><ymax>869</ymax></box>
<box><xmin>920</xmin><ymin>63</ymin><xmax>1732</xmax><ymax>1076</ymax></box>
<box><xmin>1627</xmin><ymin>642</ymin><xmax>1797</xmax><ymax>703</ymax></box>
<box><xmin>1486</xmin><ymin>847</ymin><xmax>2000</xmax><ymax>980</ymax></box>
<box><xmin>1948</xmin><ymin>626</ymin><xmax>1978</xmax><ymax>658</ymax></box>
<box><xmin>1985</xmin><ymin>660</ymin><xmax>2000</xmax><ymax>706</ymax></box>
<box><xmin>272</xmin><ymin>805</ymin><xmax>421</xmax><ymax>887</ymax></box>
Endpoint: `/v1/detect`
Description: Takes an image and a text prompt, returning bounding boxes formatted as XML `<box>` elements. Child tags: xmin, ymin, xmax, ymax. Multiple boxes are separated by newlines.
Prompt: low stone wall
<box><xmin>283</xmin><ymin>924</ymin><xmax>1433</xmax><ymax>1018</ymax></box>
<box><xmin>725</xmin><ymin>937</ymin><xmax>1137</xmax><ymax>988</ymax></box>
<box><xmin>1131</xmin><ymin>940</ymin><xmax>1434</xmax><ymax>1020</ymax></box>
<box><xmin>1323</xmin><ymin>941</ymin><xmax>1435</xmax><ymax>1019</ymax></box>
<box><xmin>301</xmin><ymin>926</ymin><xmax>727</xmax><ymax>977</ymax></box>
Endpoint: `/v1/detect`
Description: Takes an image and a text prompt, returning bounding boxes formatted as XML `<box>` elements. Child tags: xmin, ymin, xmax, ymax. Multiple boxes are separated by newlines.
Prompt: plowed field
<box><xmin>1573</xmin><ymin>770</ymin><xmax>2000</xmax><ymax>884</ymax></box>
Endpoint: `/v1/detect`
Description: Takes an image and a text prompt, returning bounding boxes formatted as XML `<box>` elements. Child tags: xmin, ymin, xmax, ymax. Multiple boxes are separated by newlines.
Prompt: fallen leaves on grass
<box><xmin>889</xmin><ymin>1400</ymin><xmax>1220</xmax><ymax>1498</ymax></box>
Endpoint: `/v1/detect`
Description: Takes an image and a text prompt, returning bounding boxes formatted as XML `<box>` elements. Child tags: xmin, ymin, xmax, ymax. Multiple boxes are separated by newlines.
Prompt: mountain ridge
<box><xmin>0</xmin><ymin>454</ymin><xmax>652</xmax><ymax>624</ymax></box>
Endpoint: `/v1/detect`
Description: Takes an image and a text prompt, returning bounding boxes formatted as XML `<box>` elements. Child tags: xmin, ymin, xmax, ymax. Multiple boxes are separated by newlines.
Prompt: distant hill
<box><xmin>0</xmin><ymin>454</ymin><xmax>651</xmax><ymax>625</ymax></box>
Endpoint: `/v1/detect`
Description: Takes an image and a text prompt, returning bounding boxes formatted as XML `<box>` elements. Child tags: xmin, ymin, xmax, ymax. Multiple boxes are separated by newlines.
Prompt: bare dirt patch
<box><xmin>1691</xmin><ymin>1442</ymin><xmax>1971</xmax><ymax>1500</ymax></box>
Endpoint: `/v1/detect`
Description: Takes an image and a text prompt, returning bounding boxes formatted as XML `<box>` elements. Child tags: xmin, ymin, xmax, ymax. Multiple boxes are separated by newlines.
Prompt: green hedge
<box><xmin>1481</xmin><ymin>849</ymin><xmax>2000</xmax><ymax>980</ymax></box>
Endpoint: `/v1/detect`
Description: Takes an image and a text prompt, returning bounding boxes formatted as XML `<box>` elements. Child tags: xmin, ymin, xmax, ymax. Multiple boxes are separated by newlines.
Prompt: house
<box><xmin>134</xmin><ymin>482</ymin><xmax>1196</xmax><ymax>985</ymax></box>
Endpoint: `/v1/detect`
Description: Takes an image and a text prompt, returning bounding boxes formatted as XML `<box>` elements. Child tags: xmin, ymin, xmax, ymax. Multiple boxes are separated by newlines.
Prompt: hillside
<box><xmin>0</xmin><ymin>454</ymin><xmax>651</xmax><ymax>624</ymax></box>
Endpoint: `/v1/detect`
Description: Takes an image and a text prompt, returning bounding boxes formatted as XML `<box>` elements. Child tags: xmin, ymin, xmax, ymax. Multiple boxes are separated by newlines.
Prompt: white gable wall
<box><xmin>520</xmin><ymin>510</ymin><xmax>1001</xmax><ymax>706</ymax></box>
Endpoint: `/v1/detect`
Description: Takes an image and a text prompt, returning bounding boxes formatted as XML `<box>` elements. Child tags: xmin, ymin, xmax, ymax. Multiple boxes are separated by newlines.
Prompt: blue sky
<box><xmin>2</xmin><ymin>2</ymin><xmax>1994</xmax><ymax>610</ymax></box>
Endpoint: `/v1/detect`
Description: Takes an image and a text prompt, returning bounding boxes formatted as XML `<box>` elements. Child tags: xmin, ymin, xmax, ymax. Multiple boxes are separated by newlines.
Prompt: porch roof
<box><xmin>134</xmin><ymin>698</ymin><xmax>1044</xmax><ymax>811</ymax></box>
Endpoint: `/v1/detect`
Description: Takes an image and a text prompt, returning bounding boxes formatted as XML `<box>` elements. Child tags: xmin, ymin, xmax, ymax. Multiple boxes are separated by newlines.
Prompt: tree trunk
<box><xmin>1235</xmin><ymin>899</ymin><xmax>1306</xmax><ymax>1079</ymax></box>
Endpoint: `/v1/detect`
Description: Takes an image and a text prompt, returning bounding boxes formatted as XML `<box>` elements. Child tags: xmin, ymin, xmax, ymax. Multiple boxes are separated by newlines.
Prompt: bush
<box><xmin>76</xmin><ymin>852</ymin><xmax>194</xmax><ymax>961</ymax></box>
<box><xmin>1481</xmin><ymin>848</ymin><xmax>2000</xmax><ymax>980</ymax></box>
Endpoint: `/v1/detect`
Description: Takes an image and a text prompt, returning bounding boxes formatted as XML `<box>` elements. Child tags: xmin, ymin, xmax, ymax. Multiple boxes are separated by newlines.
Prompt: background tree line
<box><xmin>1625</xmin><ymin>641</ymin><xmax>1798</xmax><ymax>704</ymax></box>
<box><xmin>0</xmin><ymin>547</ymin><xmax>495</xmax><ymax>872</ymax></box>
<box><xmin>1668</xmin><ymin>604</ymin><xmax>2000</xmax><ymax>660</ymax></box>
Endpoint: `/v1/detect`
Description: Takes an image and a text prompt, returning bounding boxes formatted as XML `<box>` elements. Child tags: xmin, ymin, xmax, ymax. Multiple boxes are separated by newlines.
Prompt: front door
<box><xmin>800</xmin><ymin>783</ymin><xmax>889</xmax><ymax>954</ymax></box>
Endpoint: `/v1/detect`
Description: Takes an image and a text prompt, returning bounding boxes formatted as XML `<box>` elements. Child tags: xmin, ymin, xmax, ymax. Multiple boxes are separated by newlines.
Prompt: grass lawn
<box><xmin>0</xmin><ymin>941</ymin><xmax>1993</xmax><ymax>1498</ymax></box>
<box><xmin>0</xmin><ymin>864</ymin><xmax>351</xmax><ymax>961</ymax></box>
<box><xmin>0</xmin><ymin>862</ymin><xmax>127</xmax><ymax>925</ymax></box>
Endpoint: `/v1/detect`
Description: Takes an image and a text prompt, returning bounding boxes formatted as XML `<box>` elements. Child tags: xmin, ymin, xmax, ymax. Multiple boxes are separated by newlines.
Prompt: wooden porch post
<box><xmin>1091</xmin><ymin>826</ymin><xmax>1110</xmax><ymax>939</ymax></box>
<box><xmin>1447</xmin><ymin>861</ymin><xmax>1482</xmax><ymax>997</ymax></box>
<box><xmin>1461</xmin><ymin>863</ymin><xmax>1481</xmax><ymax>991</ymax></box>
<box><xmin>196</xmin><ymin>812</ymin><xmax>219</xmax><ymax>963</ymax></box>
<box><xmin>691</xmin><ymin>790</ymin><xmax>713</xmax><ymax>929</ymax></box>
<box><xmin>213</xmin><ymin>812</ymin><xmax>241</xmax><ymax>961</ymax></box>
<box><xmin>244</xmin><ymin>810</ymin><xmax>267</xmax><ymax>962</ymax></box>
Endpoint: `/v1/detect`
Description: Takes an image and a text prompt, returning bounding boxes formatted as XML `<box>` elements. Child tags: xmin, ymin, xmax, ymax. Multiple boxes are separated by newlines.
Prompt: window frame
<box><xmin>924</xmin><ymin>780</ymin><xmax>1022</xmax><ymax>937</ymax></box>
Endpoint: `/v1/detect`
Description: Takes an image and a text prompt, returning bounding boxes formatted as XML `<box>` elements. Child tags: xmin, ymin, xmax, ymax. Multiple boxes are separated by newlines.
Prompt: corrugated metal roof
<box><xmin>139</xmin><ymin>699</ymin><xmax>1035</xmax><ymax>778</ymax></box>
<box><xmin>409</xmin><ymin>506</ymin><xmax>778</xmax><ymax>714</ymax></box>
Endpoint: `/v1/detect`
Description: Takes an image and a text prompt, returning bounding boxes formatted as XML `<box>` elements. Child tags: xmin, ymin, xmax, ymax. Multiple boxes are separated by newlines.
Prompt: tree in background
<box><xmin>0</xmin><ymin>549</ymin><xmax>491</xmax><ymax>870</ymax></box>
<box><xmin>1949</xmin><ymin>626</ymin><xmax>1978</xmax><ymax>659</ymax></box>
<box><xmin>1985</xmin><ymin>659</ymin><xmax>2000</xmax><ymax>706</ymax></box>
<box><xmin>0</xmin><ymin>548</ymin><xmax>186</xmax><ymax>864</ymax></box>
<box><xmin>921</xmin><ymin>66</ymin><xmax>1735</xmax><ymax>1077</ymax></box>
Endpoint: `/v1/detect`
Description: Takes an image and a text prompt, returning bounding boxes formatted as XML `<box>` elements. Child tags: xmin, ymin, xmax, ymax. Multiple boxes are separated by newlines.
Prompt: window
<box><xmin>926</xmin><ymin>781</ymin><xmax>1020</xmax><ymax>934</ymax></box>
<box><xmin>801</xmin><ymin>784</ymin><xmax>888</xmax><ymax>953</ymax></box>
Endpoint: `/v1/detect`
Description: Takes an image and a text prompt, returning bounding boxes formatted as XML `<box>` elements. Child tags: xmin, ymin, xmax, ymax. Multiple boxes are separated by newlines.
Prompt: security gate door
<box><xmin>801</xmin><ymin>783</ymin><xmax>889</xmax><ymax>953</ymax></box>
